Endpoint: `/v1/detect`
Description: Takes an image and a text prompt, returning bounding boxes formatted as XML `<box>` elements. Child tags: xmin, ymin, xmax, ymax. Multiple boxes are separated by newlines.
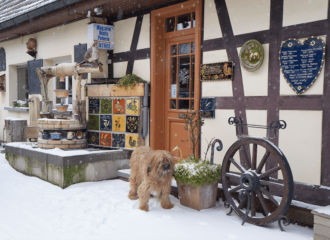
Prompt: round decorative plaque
<box><xmin>239</xmin><ymin>39</ymin><xmax>264</xmax><ymax>72</ymax></box>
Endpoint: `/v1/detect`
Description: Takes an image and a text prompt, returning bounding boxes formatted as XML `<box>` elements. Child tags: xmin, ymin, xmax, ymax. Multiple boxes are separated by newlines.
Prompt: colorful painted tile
<box><xmin>112</xmin><ymin>133</ymin><xmax>125</xmax><ymax>148</ymax></box>
<box><xmin>88</xmin><ymin>115</ymin><xmax>99</xmax><ymax>130</ymax></box>
<box><xmin>126</xmin><ymin>134</ymin><xmax>139</xmax><ymax>149</ymax></box>
<box><xmin>126</xmin><ymin>98</ymin><xmax>140</xmax><ymax>115</ymax></box>
<box><xmin>126</xmin><ymin>115</ymin><xmax>139</xmax><ymax>133</ymax></box>
<box><xmin>112</xmin><ymin>115</ymin><xmax>125</xmax><ymax>132</ymax></box>
<box><xmin>100</xmin><ymin>132</ymin><xmax>112</xmax><ymax>147</ymax></box>
<box><xmin>100</xmin><ymin>98</ymin><xmax>112</xmax><ymax>114</ymax></box>
<box><xmin>88</xmin><ymin>132</ymin><xmax>99</xmax><ymax>145</ymax></box>
<box><xmin>113</xmin><ymin>99</ymin><xmax>125</xmax><ymax>114</ymax></box>
<box><xmin>100</xmin><ymin>115</ymin><xmax>112</xmax><ymax>131</ymax></box>
<box><xmin>89</xmin><ymin>98</ymin><xmax>99</xmax><ymax>114</ymax></box>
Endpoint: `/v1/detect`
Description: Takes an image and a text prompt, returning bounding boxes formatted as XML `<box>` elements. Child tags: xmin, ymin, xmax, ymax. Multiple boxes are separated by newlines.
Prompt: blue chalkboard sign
<box><xmin>279</xmin><ymin>36</ymin><xmax>325</xmax><ymax>94</ymax></box>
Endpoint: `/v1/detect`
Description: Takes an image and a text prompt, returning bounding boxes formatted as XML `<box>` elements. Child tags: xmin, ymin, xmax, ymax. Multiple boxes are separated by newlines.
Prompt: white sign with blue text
<box><xmin>87</xmin><ymin>24</ymin><xmax>114</xmax><ymax>50</ymax></box>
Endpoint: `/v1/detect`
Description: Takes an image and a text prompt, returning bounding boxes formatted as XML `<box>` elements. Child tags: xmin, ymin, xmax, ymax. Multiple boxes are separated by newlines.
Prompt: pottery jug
<box><xmin>42</xmin><ymin>132</ymin><xmax>50</xmax><ymax>139</ymax></box>
<box><xmin>67</xmin><ymin>131</ymin><xmax>75</xmax><ymax>140</ymax></box>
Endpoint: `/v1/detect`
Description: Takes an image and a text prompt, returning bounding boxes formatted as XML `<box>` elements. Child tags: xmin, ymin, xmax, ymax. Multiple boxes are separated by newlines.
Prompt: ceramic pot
<box><xmin>42</xmin><ymin>132</ymin><xmax>50</xmax><ymax>139</ymax></box>
<box><xmin>67</xmin><ymin>131</ymin><xmax>75</xmax><ymax>140</ymax></box>
<box><xmin>76</xmin><ymin>131</ymin><xmax>82</xmax><ymax>139</ymax></box>
<box><xmin>55</xmin><ymin>104</ymin><xmax>69</xmax><ymax>113</ymax></box>
<box><xmin>50</xmin><ymin>132</ymin><xmax>61</xmax><ymax>140</ymax></box>
<box><xmin>82</xmin><ymin>132</ymin><xmax>87</xmax><ymax>139</ymax></box>
<box><xmin>54</xmin><ymin>90</ymin><xmax>70</xmax><ymax>98</ymax></box>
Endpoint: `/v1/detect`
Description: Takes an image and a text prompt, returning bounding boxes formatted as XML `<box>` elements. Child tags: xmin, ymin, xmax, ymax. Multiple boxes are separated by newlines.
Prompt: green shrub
<box><xmin>116</xmin><ymin>74</ymin><xmax>146</xmax><ymax>90</ymax></box>
<box><xmin>174</xmin><ymin>155</ymin><xmax>221</xmax><ymax>187</ymax></box>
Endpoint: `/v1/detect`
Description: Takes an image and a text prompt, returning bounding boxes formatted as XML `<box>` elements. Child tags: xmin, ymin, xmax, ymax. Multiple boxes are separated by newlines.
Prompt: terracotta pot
<box><xmin>54</xmin><ymin>90</ymin><xmax>70</xmax><ymax>98</ymax></box>
<box><xmin>55</xmin><ymin>104</ymin><xmax>68</xmax><ymax>113</ymax></box>
<box><xmin>176</xmin><ymin>180</ymin><xmax>218</xmax><ymax>211</ymax></box>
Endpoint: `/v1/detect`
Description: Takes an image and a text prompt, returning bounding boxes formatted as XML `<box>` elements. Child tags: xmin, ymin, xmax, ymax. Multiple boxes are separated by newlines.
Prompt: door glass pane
<box><xmin>171</xmin><ymin>45</ymin><xmax>177</xmax><ymax>55</ymax></box>
<box><xmin>191</xmin><ymin>42</ymin><xmax>195</xmax><ymax>53</ymax></box>
<box><xmin>166</xmin><ymin>17</ymin><xmax>175</xmax><ymax>32</ymax></box>
<box><xmin>170</xmin><ymin>100</ymin><xmax>176</xmax><ymax>109</ymax></box>
<box><xmin>178</xmin><ymin>56</ymin><xmax>190</xmax><ymax>98</ymax></box>
<box><xmin>192</xmin><ymin>12</ymin><xmax>195</xmax><ymax>28</ymax></box>
<box><xmin>191</xmin><ymin>100</ymin><xmax>194</xmax><ymax>110</ymax></box>
<box><xmin>178</xmin><ymin>100</ymin><xmax>189</xmax><ymax>109</ymax></box>
<box><xmin>191</xmin><ymin>55</ymin><xmax>195</xmax><ymax>98</ymax></box>
<box><xmin>170</xmin><ymin>57</ymin><xmax>177</xmax><ymax>98</ymax></box>
<box><xmin>177</xmin><ymin>13</ymin><xmax>191</xmax><ymax>31</ymax></box>
<box><xmin>17</xmin><ymin>67</ymin><xmax>28</xmax><ymax>101</ymax></box>
<box><xmin>179</xmin><ymin>43</ymin><xmax>190</xmax><ymax>55</ymax></box>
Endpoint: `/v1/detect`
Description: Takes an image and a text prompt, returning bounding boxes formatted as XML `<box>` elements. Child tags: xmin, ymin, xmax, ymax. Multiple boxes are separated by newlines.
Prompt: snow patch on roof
<box><xmin>0</xmin><ymin>0</ymin><xmax>58</xmax><ymax>24</ymax></box>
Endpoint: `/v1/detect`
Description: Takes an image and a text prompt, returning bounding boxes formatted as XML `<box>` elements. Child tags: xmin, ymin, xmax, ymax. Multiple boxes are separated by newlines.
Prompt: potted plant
<box><xmin>116</xmin><ymin>74</ymin><xmax>146</xmax><ymax>90</ymax></box>
<box><xmin>173</xmin><ymin>111</ymin><xmax>222</xmax><ymax>211</ymax></box>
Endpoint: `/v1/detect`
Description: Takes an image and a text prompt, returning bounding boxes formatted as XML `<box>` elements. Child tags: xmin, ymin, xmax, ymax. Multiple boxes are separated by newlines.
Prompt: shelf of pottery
<box><xmin>87</xmin><ymin>97</ymin><xmax>142</xmax><ymax>149</ymax></box>
<box><xmin>37</xmin><ymin>90</ymin><xmax>87</xmax><ymax>149</ymax></box>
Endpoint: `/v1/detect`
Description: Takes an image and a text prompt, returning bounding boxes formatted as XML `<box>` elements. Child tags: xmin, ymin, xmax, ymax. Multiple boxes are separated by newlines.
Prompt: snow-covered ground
<box><xmin>0</xmin><ymin>153</ymin><xmax>313</xmax><ymax>240</ymax></box>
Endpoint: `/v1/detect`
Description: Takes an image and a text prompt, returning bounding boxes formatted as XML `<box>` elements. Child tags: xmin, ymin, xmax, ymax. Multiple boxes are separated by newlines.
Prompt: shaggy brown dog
<box><xmin>128</xmin><ymin>146</ymin><xmax>175</xmax><ymax>212</ymax></box>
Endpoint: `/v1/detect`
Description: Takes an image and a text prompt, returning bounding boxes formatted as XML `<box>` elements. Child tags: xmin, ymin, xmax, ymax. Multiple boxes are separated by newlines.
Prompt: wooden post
<box><xmin>5</xmin><ymin>119</ymin><xmax>27</xmax><ymax>143</ymax></box>
<box><xmin>73</xmin><ymin>100</ymin><xmax>87</xmax><ymax>125</ymax></box>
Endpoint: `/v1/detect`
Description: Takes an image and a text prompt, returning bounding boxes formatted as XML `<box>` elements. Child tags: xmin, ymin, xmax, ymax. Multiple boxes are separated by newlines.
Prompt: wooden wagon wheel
<box><xmin>221</xmin><ymin>137</ymin><xmax>294</xmax><ymax>226</ymax></box>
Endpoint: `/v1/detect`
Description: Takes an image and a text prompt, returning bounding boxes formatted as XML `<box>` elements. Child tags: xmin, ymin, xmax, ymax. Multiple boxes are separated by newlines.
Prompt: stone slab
<box><xmin>5</xmin><ymin>143</ymin><xmax>132</xmax><ymax>188</ymax></box>
<box><xmin>314</xmin><ymin>224</ymin><xmax>330</xmax><ymax>238</ymax></box>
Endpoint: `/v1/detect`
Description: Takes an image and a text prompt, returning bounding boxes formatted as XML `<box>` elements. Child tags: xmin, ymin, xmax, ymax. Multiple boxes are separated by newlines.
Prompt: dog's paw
<box><xmin>128</xmin><ymin>193</ymin><xmax>139</xmax><ymax>200</ymax></box>
<box><xmin>139</xmin><ymin>205</ymin><xmax>149</xmax><ymax>212</ymax></box>
<box><xmin>162</xmin><ymin>202</ymin><xmax>174</xmax><ymax>209</ymax></box>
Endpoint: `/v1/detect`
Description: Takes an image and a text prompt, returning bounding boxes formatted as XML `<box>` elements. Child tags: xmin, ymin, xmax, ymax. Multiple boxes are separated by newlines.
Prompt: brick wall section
<box><xmin>38</xmin><ymin>139</ymin><xmax>87</xmax><ymax>149</ymax></box>
<box><xmin>37</xmin><ymin>119</ymin><xmax>86</xmax><ymax>131</ymax></box>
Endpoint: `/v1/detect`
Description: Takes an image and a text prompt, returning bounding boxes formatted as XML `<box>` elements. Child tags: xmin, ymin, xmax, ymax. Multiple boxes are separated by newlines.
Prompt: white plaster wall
<box><xmin>279</xmin><ymin>110</ymin><xmax>322</xmax><ymax>185</ymax></box>
<box><xmin>283</xmin><ymin>0</ymin><xmax>328</xmax><ymax>27</ymax></box>
<box><xmin>225</xmin><ymin>0</ymin><xmax>270</xmax><ymax>36</ymax></box>
<box><xmin>113</xmin><ymin>62</ymin><xmax>128</xmax><ymax>78</ymax></box>
<box><xmin>246</xmin><ymin>110</ymin><xmax>268</xmax><ymax>172</ymax></box>
<box><xmin>132</xmin><ymin>59</ymin><xmax>150</xmax><ymax>82</ymax></box>
<box><xmin>114</xmin><ymin>17</ymin><xmax>136</xmax><ymax>53</ymax></box>
<box><xmin>204</xmin><ymin>0</ymin><xmax>222</xmax><ymax>40</ymax></box>
<box><xmin>0</xmin><ymin>19</ymin><xmax>90</xmax><ymax>140</ymax></box>
<box><xmin>280</xmin><ymin>35</ymin><xmax>326</xmax><ymax>96</ymax></box>
<box><xmin>202</xmin><ymin>50</ymin><xmax>233</xmax><ymax>97</ymax></box>
<box><xmin>238</xmin><ymin>44</ymin><xmax>269</xmax><ymax>96</ymax></box>
<box><xmin>137</xmin><ymin>14</ymin><xmax>150</xmax><ymax>50</ymax></box>
<box><xmin>201</xmin><ymin>109</ymin><xmax>237</xmax><ymax>165</ymax></box>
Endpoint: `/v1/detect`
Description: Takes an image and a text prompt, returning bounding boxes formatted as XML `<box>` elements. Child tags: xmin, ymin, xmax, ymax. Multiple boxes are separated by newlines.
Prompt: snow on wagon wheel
<box><xmin>222</xmin><ymin>119</ymin><xmax>294</xmax><ymax>230</ymax></box>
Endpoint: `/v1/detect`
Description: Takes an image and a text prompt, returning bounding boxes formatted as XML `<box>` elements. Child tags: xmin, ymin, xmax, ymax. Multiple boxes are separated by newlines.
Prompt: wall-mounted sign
<box><xmin>200</xmin><ymin>98</ymin><xmax>215</xmax><ymax>118</ymax></box>
<box><xmin>239</xmin><ymin>39</ymin><xmax>264</xmax><ymax>72</ymax></box>
<box><xmin>87</xmin><ymin>24</ymin><xmax>114</xmax><ymax>50</ymax></box>
<box><xmin>279</xmin><ymin>36</ymin><xmax>325</xmax><ymax>95</ymax></box>
<box><xmin>200</xmin><ymin>61</ymin><xmax>233</xmax><ymax>81</ymax></box>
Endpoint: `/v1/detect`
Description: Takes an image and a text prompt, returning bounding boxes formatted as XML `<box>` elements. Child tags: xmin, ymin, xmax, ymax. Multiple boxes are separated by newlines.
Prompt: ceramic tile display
<box><xmin>100</xmin><ymin>132</ymin><xmax>112</xmax><ymax>147</ymax></box>
<box><xmin>113</xmin><ymin>98</ymin><xmax>125</xmax><ymax>114</ymax></box>
<box><xmin>100</xmin><ymin>115</ymin><xmax>112</xmax><ymax>131</ymax></box>
<box><xmin>126</xmin><ymin>98</ymin><xmax>140</xmax><ymax>115</ymax></box>
<box><xmin>87</xmin><ymin>97</ymin><xmax>141</xmax><ymax>149</ymax></box>
<box><xmin>88</xmin><ymin>115</ymin><xmax>99</xmax><ymax>130</ymax></box>
<box><xmin>89</xmin><ymin>98</ymin><xmax>100</xmax><ymax>114</ymax></box>
<box><xmin>200</xmin><ymin>61</ymin><xmax>233</xmax><ymax>81</ymax></box>
<box><xmin>279</xmin><ymin>36</ymin><xmax>326</xmax><ymax>94</ymax></box>
<box><xmin>100</xmin><ymin>99</ymin><xmax>112</xmax><ymax>114</ymax></box>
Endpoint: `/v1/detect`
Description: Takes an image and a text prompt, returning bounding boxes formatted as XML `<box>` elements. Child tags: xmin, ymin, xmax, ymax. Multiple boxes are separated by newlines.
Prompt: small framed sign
<box><xmin>200</xmin><ymin>61</ymin><xmax>233</xmax><ymax>81</ymax></box>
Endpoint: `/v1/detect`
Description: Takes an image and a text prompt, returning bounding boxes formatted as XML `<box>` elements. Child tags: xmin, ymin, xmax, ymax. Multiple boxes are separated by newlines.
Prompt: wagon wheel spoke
<box><xmin>229</xmin><ymin>157</ymin><xmax>246</xmax><ymax>173</ymax></box>
<box><xmin>259</xmin><ymin>166</ymin><xmax>281</xmax><ymax>179</ymax></box>
<box><xmin>256</xmin><ymin>190</ymin><xmax>270</xmax><ymax>216</ymax></box>
<box><xmin>259</xmin><ymin>186</ymin><xmax>279</xmax><ymax>207</ymax></box>
<box><xmin>251</xmin><ymin>192</ymin><xmax>256</xmax><ymax>217</ymax></box>
<box><xmin>240</xmin><ymin>145</ymin><xmax>251</xmax><ymax>169</ymax></box>
<box><xmin>256</xmin><ymin>151</ymin><xmax>270</xmax><ymax>174</ymax></box>
<box><xmin>251</xmin><ymin>144</ymin><xmax>257</xmax><ymax>170</ymax></box>
<box><xmin>229</xmin><ymin>185</ymin><xmax>242</xmax><ymax>194</ymax></box>
<box><xmin>259</xmin><ymin>179</ymin><xmax>284</xmax><ymax>188</ymax></box>
<box><xmin>238</xmin><ymin>198</ymin><xmax>246</xmax><ymax>209</ymax></box>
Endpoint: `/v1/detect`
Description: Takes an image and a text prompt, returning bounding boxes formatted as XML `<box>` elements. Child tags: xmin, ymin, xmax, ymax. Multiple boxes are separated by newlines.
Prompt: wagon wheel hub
<box><xmin>240</xmin><ymin>171</ymin><xmax>259</xmax><ymax>192</ymax></box>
